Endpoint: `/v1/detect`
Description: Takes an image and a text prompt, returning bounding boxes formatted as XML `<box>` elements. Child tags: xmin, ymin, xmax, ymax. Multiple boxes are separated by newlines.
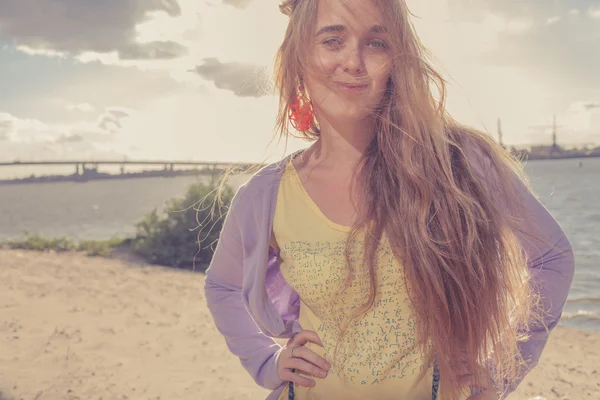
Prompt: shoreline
<box><xmin>0</xmin><ymin>249</ymin><xmax>598</xmax><ymax>399</ymax></box>
<box><xmin>0</xmin><ymin>156</ymin><xmax>599</xmax><ymax>186</ymax></box>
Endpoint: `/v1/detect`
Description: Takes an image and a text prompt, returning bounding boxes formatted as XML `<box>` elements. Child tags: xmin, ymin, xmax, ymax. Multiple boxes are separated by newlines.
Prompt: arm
<box><xmin>466</xmin><ymin>145</ymin><xmax>575</xmax><ymax>397</ymax></box>
<box><xmin>204</xmin><ymin>187</ymin><xmax>285</xmax><ymax>390</ymax></box>
<box><xmin>500</xmin><ymin>172</ymin><xmax>575</xmax><ymax>397</ymax></box>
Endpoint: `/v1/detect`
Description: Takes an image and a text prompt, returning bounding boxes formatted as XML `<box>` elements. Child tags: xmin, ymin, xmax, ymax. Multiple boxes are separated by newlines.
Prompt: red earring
<box><xmin>288</xmin><ymin>85</ymin><xmax>314</xmax><ymax>132</ymax></box>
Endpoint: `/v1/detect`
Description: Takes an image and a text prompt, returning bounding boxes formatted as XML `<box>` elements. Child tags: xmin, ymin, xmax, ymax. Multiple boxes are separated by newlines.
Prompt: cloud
<box><xmin>0</xmin><ymin>116</ymin><xmax>14</xmax><ymax>141</ymax></box>
<box><xmin>0</xmin><ymin>108</ymin><xmax>146</xmax><ymax>168</ymax></box>
<box><xmin>484</xmin><ymin>26</ymin><xmax>600</xmax><ymax>89</ymax></box>
<box><xmin>548</xmin><ymin>101</ymin><xmax>600</xmax><ymax>145</ymax></box>
<box><xmin>0</xmin><ymin>112</ymin><xmax>53</xmax><ymax>142</ymax></box>
<box><xmin>97</xmin><ymin>108</ymin><xmax>132</xmax><ymax>133</ymax></box>
<box><xmin>2</xmin><ymin>139</ymin><xmax>126</xmax><ymax>164</ymax></box>
<box><xmin>1</xmin><ymin>0</ymin><xmax>598</xmax><ymax>163</ymax></box>
<box><xmin>55</xmin><ymin>133</ymin><xmax>84</xmax><ymax>144</ymax></box>
<box><xmin>118</xmin><ymin>41</ymin><xmax>188</xmax><ymax>60</ymax></box>
<box><xmin>222</xmin><ymin>0</ymin><xmax>254</xmax><ymax>9</ymax></box>
<box><xmin>192</xmin><ymin>0</ymin><xmax>287</xmax><ymax>67</ymax></box>
<box><xmin>1</xmin><ymin>62</ymin><xmax>186</xmax><ymax>128</ymax></box>
<box><xmin>449</xmin><ymin>0</ymin><xmax>567</xmax><ymax>21</ymax></box>
<box><xmin>584</xmin><ymin>102</ymin><xmax>600</xmax><ymax>110</ymax></box>
<box><xmin>0</xmin><ymin>107</ymin><xmax>132</xmax><ymax>148</ymax></box>
<box><xmin>0</xmin><ymin>0</ymin><xmax>186</xmax><ymax>60</ymax></box>
<box><xmin>67</xmin><ymin>103</ymin><xmax>95</xmax><ymax>113</ymax></box>
<box><xmin>192</xmin><ymin>58</ymin><xmax>271</xmax><ymax>97</ymax></box>
<box><xmin>547</xmin><ymin>16</ymin><xmax>561</xmax><ymax>25</ymax></box>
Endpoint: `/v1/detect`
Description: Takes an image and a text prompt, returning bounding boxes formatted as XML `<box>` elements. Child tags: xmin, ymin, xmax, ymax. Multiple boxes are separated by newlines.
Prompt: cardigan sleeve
<box><xmin>499</xmin><ymin>168</ymin><xmax>575</xmax><ymax>397</ymax></box>
<box><xmin>469</xmin><ymin>149</ymin><xmax>575</xmax><ymax>397</ymax></box>
<box><xmin>204</xmin><ymin>185</ymin><xmax>285</xmax><ymax>390</ymax></box>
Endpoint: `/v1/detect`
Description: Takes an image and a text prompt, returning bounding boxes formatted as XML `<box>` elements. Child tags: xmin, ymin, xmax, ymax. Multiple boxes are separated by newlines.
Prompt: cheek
<box><xmin>368</xmin><ymin>59</ymin><xmax>392</xmax><ymax>88</ymax></box>
<box><xmin>305</xmin><ymin>52</ymin><xmax>339</xmax><ymax>100</ymax></box>
<box><xmin>311</xmin><ymin>49</ymin><xmax>339</xmax><ymax>77</ymax></box>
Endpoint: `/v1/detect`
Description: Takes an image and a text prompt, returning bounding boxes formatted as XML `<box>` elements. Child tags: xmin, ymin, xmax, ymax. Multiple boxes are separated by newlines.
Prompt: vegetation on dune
<box><xmin>1</xmin><ymin>181</ymin><xmax>234</xmax><ymax>271</ymax></box>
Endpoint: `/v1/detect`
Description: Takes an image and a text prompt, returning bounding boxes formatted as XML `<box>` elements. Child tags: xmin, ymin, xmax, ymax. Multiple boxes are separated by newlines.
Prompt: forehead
<box><xmin>315</xmin><ymin>0</ymin><xmax>384</xmax><ymax>32</ymax></box>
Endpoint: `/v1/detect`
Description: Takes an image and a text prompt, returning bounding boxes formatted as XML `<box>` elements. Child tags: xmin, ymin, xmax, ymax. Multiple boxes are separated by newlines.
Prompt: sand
<box><xmin>0</xmin><ymin>249</ymin><xmax>597</xmax><ymax>400</ymax></box>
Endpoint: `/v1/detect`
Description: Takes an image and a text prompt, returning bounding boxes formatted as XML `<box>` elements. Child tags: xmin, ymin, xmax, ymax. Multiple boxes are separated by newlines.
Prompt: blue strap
<box><xmin>288</xmin><ymin>369</ymin><xmax>295</xmax><ymax>400</ymax></box>
<box><xmin>432</xmin><ymin>358</ymin><xmax>440</xmax><ymax>400</ymax></box>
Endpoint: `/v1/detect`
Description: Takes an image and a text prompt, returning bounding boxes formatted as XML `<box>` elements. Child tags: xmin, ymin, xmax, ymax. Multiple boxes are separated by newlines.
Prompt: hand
<box><xmin>277</xmin><ymin>330</ymin><xmax>331</xmax><ymax>388</ymax></box>
<box><xmin>454</xmin><ymin>352</ymin><xmax>498</xmax><ymax>399</ymax></box>
<box><xmin>466</xmin><ymin>389</ymin><xmax>499</xmax><ymax>400</ymax></box>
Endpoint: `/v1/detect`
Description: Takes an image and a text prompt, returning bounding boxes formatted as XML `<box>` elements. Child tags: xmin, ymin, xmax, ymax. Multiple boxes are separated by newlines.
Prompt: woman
<box><xmin>204</xmin><ymin>0</ymin><xmax>575</xmax><ymax>399</ymax></box>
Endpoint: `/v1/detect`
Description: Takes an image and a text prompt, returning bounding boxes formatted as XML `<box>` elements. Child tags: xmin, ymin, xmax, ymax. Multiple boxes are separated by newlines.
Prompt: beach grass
<box><xmin>1</xmin><ymin>231</ymin><xmax>127</xmax><ymax>257</ymax></box>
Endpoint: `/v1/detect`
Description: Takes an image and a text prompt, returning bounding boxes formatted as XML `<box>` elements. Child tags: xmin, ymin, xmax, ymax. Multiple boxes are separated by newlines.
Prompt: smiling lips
<box><xmin>336</xmin><ymin>82</ymin><xmax>369</xmax><ymax>93</ymax></box>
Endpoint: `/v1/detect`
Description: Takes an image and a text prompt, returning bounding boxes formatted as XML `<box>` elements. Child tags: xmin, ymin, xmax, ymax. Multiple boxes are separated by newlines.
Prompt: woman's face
<box><xmin>303</xmin><ymin>0</ymin><xmax>393</xmax><ymax>125</ymax></box>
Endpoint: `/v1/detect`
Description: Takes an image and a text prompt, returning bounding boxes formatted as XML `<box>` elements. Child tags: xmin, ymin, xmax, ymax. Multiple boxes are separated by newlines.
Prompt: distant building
<box><xmin>494</xmin><ymin>115</ymin><xmax>599</xmax><ymax>160</ymax></box>
<box><xmin>530</xmin><ymin>145</ymin><xmax>555</xmax><ymax>158</ymax></box>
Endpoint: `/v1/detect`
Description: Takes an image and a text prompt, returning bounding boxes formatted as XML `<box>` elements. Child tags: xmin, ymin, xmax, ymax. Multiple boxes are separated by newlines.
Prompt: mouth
<box><xmin>336</xmin><ymin>82</ymin><xmax>369</xmax><ymax>93</ymax></box>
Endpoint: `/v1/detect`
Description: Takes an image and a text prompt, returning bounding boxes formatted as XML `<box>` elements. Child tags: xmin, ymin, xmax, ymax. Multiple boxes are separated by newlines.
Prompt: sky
<box><xmin>0</xmin><ymin>0</ymin><xmax>599</xmax><ymax>166</ymax></box>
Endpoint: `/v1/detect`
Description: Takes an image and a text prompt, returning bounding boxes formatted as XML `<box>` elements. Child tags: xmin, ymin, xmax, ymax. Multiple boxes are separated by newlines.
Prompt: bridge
<box><xmin>0</xmin><ymin>160</ymin><xmax>263</xmax><ymax>182</ymax></box>
<box><xmin>0</xmin><ymin>160</ymin><xmax>258</xmax><ymax>166</ymax></box>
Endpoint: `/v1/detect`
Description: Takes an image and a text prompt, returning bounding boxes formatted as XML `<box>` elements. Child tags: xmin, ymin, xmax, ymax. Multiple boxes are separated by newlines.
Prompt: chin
<box><xmin>334</xmin><ymin>107</ymin><xmax>372</xmax><ymax>123</ymax></box>
<box><xmin>343</xmin><ymin>99</ymin><xmax>378</xmax><ymax>116</ymax></box>
<box><xmin>317</xmin><ymin>100</ymin><xmax>378</xmax><ymax>125</ymax></box>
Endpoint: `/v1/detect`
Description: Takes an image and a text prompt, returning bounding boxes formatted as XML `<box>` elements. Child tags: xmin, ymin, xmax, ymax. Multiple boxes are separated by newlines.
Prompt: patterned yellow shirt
<box><xmin>273</xmin><ymin>161</ymin><xmax>449</xmax><ymax>400</ymax></box>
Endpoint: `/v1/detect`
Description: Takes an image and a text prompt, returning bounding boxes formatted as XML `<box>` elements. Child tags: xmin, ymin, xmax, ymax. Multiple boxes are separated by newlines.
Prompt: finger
<box><xmin>452</xmin><ymin>359</ymin><xmax>491</xmax><ymax>385</ymax></box>
<box><xmin>452</xmin><ymin>359</ymin><xmax>470</xmax><ymax>375</ymax></box>
<box><xmin>292</xmin><ymin>330</ymin><xmax>324</xmax><ymax>347</ymax></box>
<box><xmin>459</xmin><ymin>372</ymin><xmax>495</xmax><ymax>390</ymax></box>
<box><xmin>467</xmin><ymin>387</ymin><xmax>500</xmax><ymax>400</ymax></box>
<box><xmin>285</xmin><ymin>357</ymin><xmax>329</xmax><ymax>379</ymax></box>
<box><xmin>465</xmin><ymin>391</ymin><xmax>492</xmax><ymax>400</ymax></box>
<box><xmin>280</xmin><ymin>369</ymin><xmax>316</xmax><ymax>388</ymax></box>
<box><xmin>459</xmin><ymin>373</ymin><xmax>475</xmax><ymax>387</ymax></box>
<box><xmin>292</xmin><ymin>345</ymin><xmax>331</xmax><ymax>372</ymax></box>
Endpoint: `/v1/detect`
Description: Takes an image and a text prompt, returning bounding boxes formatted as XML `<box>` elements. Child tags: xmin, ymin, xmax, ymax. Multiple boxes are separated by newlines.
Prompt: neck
<box><xmin>307</xmin><ymin>115</ymin><xmax>376</xmax><ymax>169</ymax></box>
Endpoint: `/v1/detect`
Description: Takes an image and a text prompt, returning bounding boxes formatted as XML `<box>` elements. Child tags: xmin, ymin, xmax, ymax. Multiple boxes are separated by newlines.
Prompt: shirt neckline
<box><xmin>286</xmin><ymin>161</ymin><xmax>352</xmax><ymax>233</ymax></box>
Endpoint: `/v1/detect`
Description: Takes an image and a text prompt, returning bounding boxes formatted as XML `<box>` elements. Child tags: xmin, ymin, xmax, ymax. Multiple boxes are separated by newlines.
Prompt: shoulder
<box><xmin>228</xmin><ymin>153</ymin><xmax>295</xmax><ymax>212</ymax></box>
<box><xmin>447</xmin><ymin>124</ymin><xmax>494</xmax><ymax>171</ymax></box>
<box><xmin>449</xmin><ymin>123</ymin><xmax>519</xmax><ymax>182</ymax></box>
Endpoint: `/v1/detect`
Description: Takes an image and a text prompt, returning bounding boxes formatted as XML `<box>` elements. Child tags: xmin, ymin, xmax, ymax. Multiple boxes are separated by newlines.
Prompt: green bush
<box><xmin>1</xmin><ymin>181</ymin><xmax>234</xmax><ymax>270</ymax></box>
<box><xmin>5</xmin><ymin>231</ymin><xmax>76</xmax><ymax>252</ymax></box>
<box><xmin>78</xmin><ymin>237</ymin><xmax>128</xmax><ymax>257</ymax></box>
<box><xmin>4</xmin><ymin>231</ymin><xmax>125</xmax><ymax>257</ymax></box>
<box><xmin>131</xmin><ymin>181</ymin><xmax>234</xmax><ymax>271</ymax></box>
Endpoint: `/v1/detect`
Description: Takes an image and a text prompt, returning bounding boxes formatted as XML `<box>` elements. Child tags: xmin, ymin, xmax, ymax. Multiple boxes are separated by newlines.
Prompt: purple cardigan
<box><xmin>203</xmin><ymin>150</ymin><xmax>575</xmax><ymax>400</ymax></box>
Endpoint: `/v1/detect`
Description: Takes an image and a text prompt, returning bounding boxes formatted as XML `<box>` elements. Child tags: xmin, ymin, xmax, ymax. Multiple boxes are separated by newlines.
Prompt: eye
<box><xmin>368</xmin><ymin>40</ymin><xmax>389</xmax><ymax>49</ymax></box>
<box><xmin>322</xmin><ymin>37</ymin><xmax>343</xmax><ymax>50</ymax></box>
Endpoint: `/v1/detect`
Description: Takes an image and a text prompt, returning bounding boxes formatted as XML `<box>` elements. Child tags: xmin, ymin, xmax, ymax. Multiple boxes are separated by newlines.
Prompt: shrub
<box><xmin>131</xmin><ymin>181</ymin><xmax>234</xmax><ymax>271</ymax></box>
<box><xmin>3</xmin><ymin>231</ymin><xmax>125</xmax><ymax>257</ymax></box>
<box><xmin>78</xmin><ymin>237</ymin><xmax>127</xmax><ymax>257</ymax></box>
<box><xmin>5</xmin><ymin>231</ymin><xmax>76</xmax><ymax>252</ymax></box>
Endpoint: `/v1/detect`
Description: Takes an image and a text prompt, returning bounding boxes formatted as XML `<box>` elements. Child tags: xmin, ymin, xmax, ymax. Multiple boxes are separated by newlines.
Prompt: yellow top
<box><xmin>273</xmin><ymin>161</ymin><xmax>453</xmax><ymax>400</ymax></box>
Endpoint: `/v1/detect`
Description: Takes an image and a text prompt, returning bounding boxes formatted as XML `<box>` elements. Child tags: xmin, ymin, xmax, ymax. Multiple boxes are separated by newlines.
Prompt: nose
<box><xmin>341</xmin><ymin>42</ymin><xmax>366</xmax><ymax>74</ymax></box>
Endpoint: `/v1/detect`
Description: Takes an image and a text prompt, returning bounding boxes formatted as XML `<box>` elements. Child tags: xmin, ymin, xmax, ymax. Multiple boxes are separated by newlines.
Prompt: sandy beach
<box><xmin>0</xmin><ymin>249</ymin><xmax>597</xmax><ymax>400</ymax></box>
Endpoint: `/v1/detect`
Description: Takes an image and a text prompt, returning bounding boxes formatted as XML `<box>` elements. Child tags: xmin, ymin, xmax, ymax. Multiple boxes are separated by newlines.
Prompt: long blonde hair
<box><xmin>274</xmin><ymin>1</ymin><xmax>543</xmax><ymax>398</ymax></box>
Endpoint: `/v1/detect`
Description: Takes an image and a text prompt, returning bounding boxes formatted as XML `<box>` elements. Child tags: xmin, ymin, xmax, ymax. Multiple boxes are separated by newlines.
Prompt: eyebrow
<box><xmin>315</xmin><ymin>24</ymin><xmax>387</xmax><ymax>36</ymax></box>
